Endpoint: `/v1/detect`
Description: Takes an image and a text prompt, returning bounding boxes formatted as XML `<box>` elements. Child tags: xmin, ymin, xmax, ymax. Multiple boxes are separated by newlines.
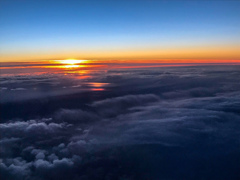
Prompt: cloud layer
<box><xmin>1</xmin><ymin>65</ymin><xmax>240</xmax><ymax>179</ymax></box>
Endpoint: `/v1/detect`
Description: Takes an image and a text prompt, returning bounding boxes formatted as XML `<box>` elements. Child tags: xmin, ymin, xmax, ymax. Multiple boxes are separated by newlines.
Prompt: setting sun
<box><xmin>58</xmin><ymin>59</ymin><xmax>88</xmax><ymax>65</ymax></box>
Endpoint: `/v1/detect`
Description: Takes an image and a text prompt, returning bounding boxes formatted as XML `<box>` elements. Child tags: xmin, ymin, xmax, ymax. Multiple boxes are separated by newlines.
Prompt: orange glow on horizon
<box><xmin>1</xmin><ymin>44</ymin><xmax>240</xmax><ymax>63</ymax></box>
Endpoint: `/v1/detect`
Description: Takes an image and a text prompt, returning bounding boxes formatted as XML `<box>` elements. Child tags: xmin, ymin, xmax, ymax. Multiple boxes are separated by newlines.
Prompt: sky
<box><xmin>1</xmin><ymin>1</ymin><xmax>240</xmax><ymax>179</ymax></box>
<box><xmin>0</xmin><ymin>0</ymin><xmax>240</xmax><ymax>62</ymax></box>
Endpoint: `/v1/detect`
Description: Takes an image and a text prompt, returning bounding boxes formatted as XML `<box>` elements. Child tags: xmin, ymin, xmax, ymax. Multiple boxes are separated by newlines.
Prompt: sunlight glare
<box><xmin>58</xmin><ymin>59</ymin><xmax>88</xmax><ymax>65</ymax></box>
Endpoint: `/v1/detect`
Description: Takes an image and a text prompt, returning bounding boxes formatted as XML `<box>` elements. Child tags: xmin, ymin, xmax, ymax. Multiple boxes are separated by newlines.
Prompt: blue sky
<box><xmin>0</xmin><ymin>0</ymin><xmax>240</xmax><ymax>61</ymax></box>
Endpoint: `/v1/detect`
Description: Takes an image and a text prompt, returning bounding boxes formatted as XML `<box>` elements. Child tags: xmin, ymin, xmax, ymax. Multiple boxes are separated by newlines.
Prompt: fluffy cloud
<box><xmin>0</xmin><ymin>121</ymin><xmax>63</xmax><ymax>139</ymax></box>
<box><xmin>0</xmin><ymin>158</ymin><xmax>32</xmax><ymax>180</ymax></box>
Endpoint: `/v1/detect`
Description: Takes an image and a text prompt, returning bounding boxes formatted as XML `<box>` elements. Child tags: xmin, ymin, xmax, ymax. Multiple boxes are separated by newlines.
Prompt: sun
<box><xmin>50</xmin><ymin>59</ymin><xmax>89</xmax><ymax>68</ymax></box>
<box><xmin>59</xmin><ymin>59</ymin><xmax>88</xmax><ymax>65</ymax></box>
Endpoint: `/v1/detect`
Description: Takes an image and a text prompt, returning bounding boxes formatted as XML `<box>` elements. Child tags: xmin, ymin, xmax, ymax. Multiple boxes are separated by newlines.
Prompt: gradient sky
<box><xmin>0</xmin><ymin>0</ymin><xmax>240</xmax><ymax>62</ymax></box>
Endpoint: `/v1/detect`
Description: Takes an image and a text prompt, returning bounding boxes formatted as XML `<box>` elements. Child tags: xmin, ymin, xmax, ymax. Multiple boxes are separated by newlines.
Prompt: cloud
<box><xmin>10</xmin><ymin>88</ymin><xmax>26</xmax><ymax>91</ymax></box>
<box><xmin>0</xmin><ymin>158</ymin><xmax>32</xmax><ymax>180</ymax></box>
<box><xmin>35</xmin><ymin>152</ymin><xmax>45</xmax><ymax>160</ymax></box>
<box><xmin>0</xmin><ymin>87</ymin><xmax>7</xmax><ymax>90</ymax></box>
<box><xmin>1</xmin><ymin>92</ymin><xmax>240</xmax><ymax>179</ymax></box>
<box><xmin>91</xmin><ymin>94</ymin><xmax>159</xmax><ymax>117</ymax></box>
<box><xmin>0</xmin><ymin>121</ymin><xmax>63</xmax><ymax>139</ymax></box>
<box><xmin>25</xmin><ymin>122</ymin><xmax>63</xmax><ymax>136</ymax></box>
<box><xmin>1</xmin><ymin>65</ymin><xmax>240</xmax><ymax>179</ymax></box>
<box><xmin>54</xmin><ymin>109</ymin><xmax>99</xmax><ymax>124</ymax></box>
<box><xmin>33</xmin><ymin>158</ymin><xmax>74</xmax><ymax>179</ymax></box>
<box><xmin>47</xmin><ymin>154</ymin><xmax>59</xmax><ymax>162</ymax></box>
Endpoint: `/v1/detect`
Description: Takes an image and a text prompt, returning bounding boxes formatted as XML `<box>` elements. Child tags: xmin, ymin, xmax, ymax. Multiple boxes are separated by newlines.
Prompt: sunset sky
<box><xmin>1</xmin><ymin>1</ymin><xmax>240</xmax><ymax>179</ymax></box>
<box><xmin>0</xmin><ymin>0</ymin><xmax>240</xmax><ymax>62</ymax></box>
